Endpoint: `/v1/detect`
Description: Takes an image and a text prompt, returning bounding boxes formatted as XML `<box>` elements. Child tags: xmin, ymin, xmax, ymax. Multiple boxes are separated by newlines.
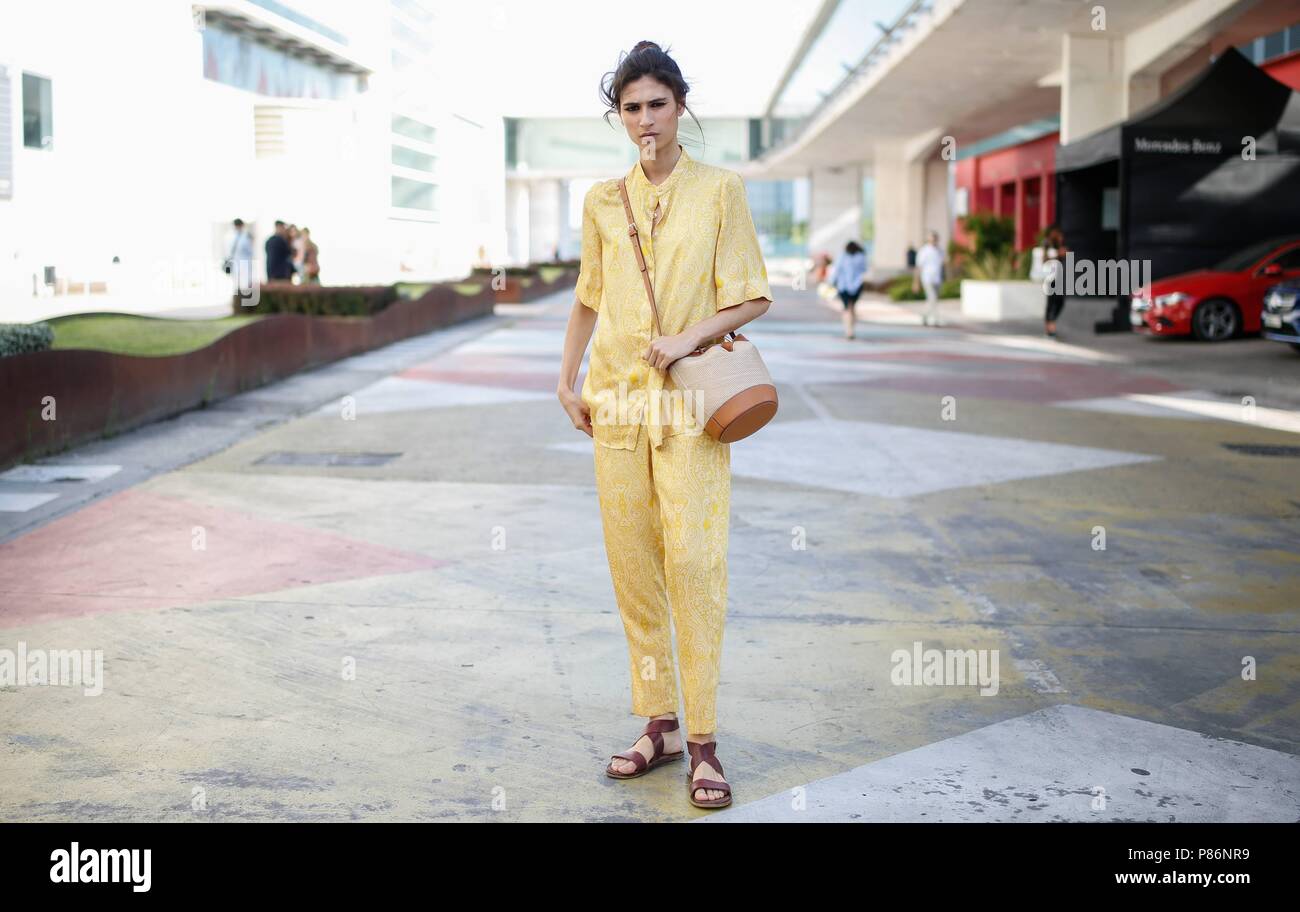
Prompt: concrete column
<box><xmin>505</xmin><ymin>179</ymin><xmax>529</xmax><ymax>266</ymax></box>
<box><xmin>1126</xmin><ymin>73</ymin><xmax>1161</xmax><ymax>117</ymax></box>
<box><xmin>808</xmin><ymin>163</ymin><xmax>862</xmax><ymax>261</ymax></box>
<box><xmin>922</xmin><ymin>158</ymin><xmax>950</xmax><ymax>250</ymax></box>
<box><xmin>1060</xmin><ymin>33</ymin><xmax>1126</xmax><ymax>145</ymax></box>
<box><xmin>527</xmin><ymin>178</ymin><xmax>562</xmax><ymax>265</ymax></box>
<box><xmin>871</xmin><ymin>139</ymin><xmax>926</xmax><ymax>272</ymax></box>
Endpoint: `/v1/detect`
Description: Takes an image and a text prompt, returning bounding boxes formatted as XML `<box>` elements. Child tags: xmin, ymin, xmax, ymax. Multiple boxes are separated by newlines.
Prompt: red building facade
<box><xmin>952</xmin><ymin>132</ymin><xmax>1058</xmax><ymax>253</ymax></box>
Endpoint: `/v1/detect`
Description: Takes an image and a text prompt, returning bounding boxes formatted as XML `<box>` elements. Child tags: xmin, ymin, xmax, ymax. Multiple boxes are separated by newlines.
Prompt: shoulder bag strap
<box><xmin>617</xmin><ymin>178</ymin><xmax>663</xmax><ymax>339</ymax></box>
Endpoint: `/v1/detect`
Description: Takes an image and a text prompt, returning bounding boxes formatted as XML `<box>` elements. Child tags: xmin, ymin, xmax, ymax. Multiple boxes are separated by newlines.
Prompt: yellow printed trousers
<box><xmin>593</xmin><ymin>427</ymin><xmax>731</xmax><ymax>734</ymax></box>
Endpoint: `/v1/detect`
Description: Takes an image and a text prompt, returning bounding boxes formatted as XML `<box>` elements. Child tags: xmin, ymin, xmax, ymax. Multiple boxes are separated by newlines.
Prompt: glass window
<box><xmin>1266</xmin><ymin>246</ymin><xmax>1300</xmax><ymax>271</ymax></box>
<box><xmin>1263</xmin><ymin>30</ymin><xmax>1286</xmax><ymax>60</ymax></box>
<box><xmin>22</xmin><ymin>73</ymin><xmax>52</xmax><ymax>149</ymax></box>
<box><xmin>392</xmin><ymin>175</ymin><xmax>436</xmax><ymax>211</ymax></box>
<box><xmin>201</xmin><ymin>24</ymin><xmax>358</xmax><ymax>99</ymax></box>
<box><xmin>392</xmin><ymin>114</ymin><xmax>436</xmax><ymax>144</ymax></box>
<box><xmin>392</xmin><ymin>145</ymin><xmax>435</xmax><ymax>172</ymax></box>
<box><xmin>1214</xmin><ymin>238</ymin><xmax>1290</xmax><ymax>271</ymax></box>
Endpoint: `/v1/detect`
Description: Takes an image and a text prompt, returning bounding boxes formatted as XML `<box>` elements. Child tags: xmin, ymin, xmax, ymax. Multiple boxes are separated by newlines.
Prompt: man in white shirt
<box><xmin>227</xmin><ymin>218</ymin><xmax>254</xmax><ymax>300</ymax></box>
<box><xmin>913</xmin><ymin>231</ymin><xmax>945</xmax><ymax>327</ymax></box>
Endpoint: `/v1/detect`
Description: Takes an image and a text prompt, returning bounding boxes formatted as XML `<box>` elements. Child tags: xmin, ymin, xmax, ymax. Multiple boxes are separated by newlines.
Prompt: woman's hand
<box><xmin>642</xmin><ymin>332</ymin><xmax>698</xmax><ymax>371</ymax></box>
<box><xmin>557</xmin><ymin>385</ymin><xmax>592</xmax><ymax>437</ymax></box>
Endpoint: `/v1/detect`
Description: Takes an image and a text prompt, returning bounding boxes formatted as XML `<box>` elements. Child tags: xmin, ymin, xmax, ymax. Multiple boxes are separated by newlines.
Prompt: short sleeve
<box><xmin>576</xmin><ymin>184</ymin><xmax>603</xmax><ymax>312</ymax></box>
<box><xmin>714</xmin><ymin>171</ymin><xmax>773</xmax><ymax>311</ymax></box>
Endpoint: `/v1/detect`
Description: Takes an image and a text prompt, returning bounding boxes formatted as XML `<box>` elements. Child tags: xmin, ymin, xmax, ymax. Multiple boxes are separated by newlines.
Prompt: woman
<box><xmin>300</xmin><ymin>227</ymin><xmax>321</xmax><ymax>284</ymax></box>
<box><xmin>1043</xmin><ymin>225</ymin><xmax>1068</xmax><ymax>338</ymax></box>
<box><xmin>556</xmin><ymin>40</ymin><xmax>773</xmax><ymax>810</ymax></box>
<box><xmin>830</xmin><ymin>240</ymin><xmax>867</xmax><ymax>339</ymax></box>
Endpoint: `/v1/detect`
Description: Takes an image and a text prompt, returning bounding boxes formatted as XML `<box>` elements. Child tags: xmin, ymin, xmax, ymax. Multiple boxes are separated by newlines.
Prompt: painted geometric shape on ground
<box><xmin>396</xmin><ymin>366</ymin><xmax>559</xmax><ymax>392</ymax></box>
<box><xmin>702</xmin><ymin>704</ymin><xmax>1300</xmax><ymax>822</ymax></box>
<box><xmin>815</xmin><ymin>367</ymin><xmax>1183</xmax><ymax>404</ymax></box>
<box><xmin>548</xmin><ymin>419</ymin><xmax>1159</xmax><ymax>499</ymax></box>
<box><xmin>254</xmin><ymin>452</ymin><xmax>401</xmax><ymax>467</ymax></box>
<box><xmin>1053</xmin><ymin>394</ymin><xmax>1221</xmax><ymax>421</ymax></box>
<box><xmin>314</xmin><ymin>376</ymin><xmax>551</xmax><ymax>416</ymax></box>
<box><xmin>0</xmin><ymin>488</ymin><xmax>446</xmax><ymax>627</ymax></box>
<box><xmin>452</xmin><ymin>329</ymin><xmax>570</xmax><ymax>355</ymax></box>
<box><xmin>404</xmin><ymin>353</ymin><xmax>575</xmax><ymax>375</ymax></box>
<box><xmin>0</xmin><ymin>493</ymin><xmax>61</xmax><ymax>513</ymax></box>
<box><xmin>1056</xmin><ymin>391</ymin><xmax>1300</xmax><ymax>434</ymax></box>
<box><xmin>821</xmin><ymin>347</ymin><xmax>1093</xmax><ymax>366</ymax></box>
<box><xmin>0</xmin><ymin>465</ymin><xmax>122</xmax><ymax>484</ymax></box>
<box><xmin>725</xmin><ymin>418</ymin><xmax>1161</xmax><ymax>498</ymax></box>
<box><xmin>761</xmin><ymin>352</ymin><xmax>933</xmax><ymax>385</ymax></box>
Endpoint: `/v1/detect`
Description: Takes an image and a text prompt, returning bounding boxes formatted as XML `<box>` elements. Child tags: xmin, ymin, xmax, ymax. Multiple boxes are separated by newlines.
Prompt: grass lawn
<box><xmin>396</xmin><ymin>281</ymin><xmax>485</xmax><ymax>297</ymax></box>
<box><xmin>49</xmin><ymin>314</ymin><xmax>264</xmax><ymax>357</ymax></box>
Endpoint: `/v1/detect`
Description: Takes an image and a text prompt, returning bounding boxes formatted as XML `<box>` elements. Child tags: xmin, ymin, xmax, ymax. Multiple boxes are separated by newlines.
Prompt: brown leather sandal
<box><xmin>605</xmin><ymin>717</ymin><xmax>684</xmax><ymax>779</ymax></box>
<box><xmin>686</xmin><ymin>740</ymin><xmax>733</xmax><ymax>809</ymax></box>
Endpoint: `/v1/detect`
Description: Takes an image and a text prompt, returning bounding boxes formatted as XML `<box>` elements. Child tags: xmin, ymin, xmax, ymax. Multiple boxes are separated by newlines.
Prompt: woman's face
<box><xmin>619</xmin><ymin>75</ymin><xmax>683</xmax><ymax>162</ymax></box>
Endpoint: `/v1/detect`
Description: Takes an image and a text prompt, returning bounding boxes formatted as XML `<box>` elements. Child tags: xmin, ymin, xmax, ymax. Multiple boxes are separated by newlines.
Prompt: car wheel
<box><xmin>1191</xmin><ymin>298</ymin><xmax>1239</xmax><ymax>341</ymax></box>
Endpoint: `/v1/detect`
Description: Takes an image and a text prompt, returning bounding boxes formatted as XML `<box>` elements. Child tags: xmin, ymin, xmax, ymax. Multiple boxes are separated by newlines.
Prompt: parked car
<box><xmin>1129</xmin><ymin>236</ymin><xmax>1300</xmax><ymax>341</ymax></box>
<box><xmin>1261</xmin><ymin>280</ymin><xmax>1300</xmax><ymax>354</ymax></box>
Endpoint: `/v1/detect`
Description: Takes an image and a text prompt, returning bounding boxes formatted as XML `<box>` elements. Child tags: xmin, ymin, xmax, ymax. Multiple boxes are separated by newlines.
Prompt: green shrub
<box><xmin>964</xmin><ymin>249</ymin><xmax>1031</xmax><ymax>281</ymax></box>
<box><xmin>888</xmin><ymin>276</ymin><xmax>963</xmax><ymax>301</ymax></box>
<box><xmin>0</xmin><ymin>322</ymin><xmax>55</xmax><ymax>357</ymax></box>
<box><xmin>887</xmin><ymin>276</ymin><xmax>922</xmax><ymax>301</ymax></box>
<box><xmin>958</xmin><ymin>212</ymin><xmax>1016</xmax><ymax>258</ymax></box>
<box><xmin>235</xmin><ymin>285</ymin><xmax>398</xmax><ymax>317</ymax></box>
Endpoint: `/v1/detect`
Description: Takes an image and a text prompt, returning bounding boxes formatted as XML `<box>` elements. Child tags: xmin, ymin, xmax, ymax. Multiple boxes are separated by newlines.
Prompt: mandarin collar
<box><xmin>628</xmin><ymin>143</ymin><xmax>691</xmax><ymax>196</ymax></box>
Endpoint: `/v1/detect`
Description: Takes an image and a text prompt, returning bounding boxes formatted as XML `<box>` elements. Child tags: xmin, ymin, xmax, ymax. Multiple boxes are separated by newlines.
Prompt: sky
<box><xmin>474</xmin><ymin>0</ymin><xmax>826</xmax><ymax>117</ymax></box>
<box><xmin>303</xmin><ymin>0</ymin><xmax>830</xmax><ymax>118</ymax></box>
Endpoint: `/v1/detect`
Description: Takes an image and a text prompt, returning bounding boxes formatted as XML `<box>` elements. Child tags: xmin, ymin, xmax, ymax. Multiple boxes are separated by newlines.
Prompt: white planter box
<box><xmin>960</xmin><ymin>280</ymin><xmax>1044</xmax><ymax>320</ymax></box>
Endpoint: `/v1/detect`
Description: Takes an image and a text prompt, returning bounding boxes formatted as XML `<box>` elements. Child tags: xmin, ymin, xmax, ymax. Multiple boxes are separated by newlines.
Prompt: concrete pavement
<box><xmin>2</xmin><ymin>286</ymin><xmax>1298</xmax><ymax>821</ymax></box>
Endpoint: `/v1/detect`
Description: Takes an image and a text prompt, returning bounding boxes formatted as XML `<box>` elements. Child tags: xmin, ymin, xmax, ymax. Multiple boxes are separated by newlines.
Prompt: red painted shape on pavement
<box><xmin>0</xmin><ymin>489</ymin><xmax>446</xmax><ymax>628</ymax></box>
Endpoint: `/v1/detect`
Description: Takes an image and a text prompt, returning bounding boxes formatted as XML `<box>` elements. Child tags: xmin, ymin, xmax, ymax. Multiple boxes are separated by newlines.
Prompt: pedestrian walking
<box><xmin>300</xmin><ymin>227</ymin><xmax>320</xmax><ymax>284</ymax></box>
<box><xmin>556</xmin><ymin>39</ymin><xmax>773</xmax><ymax>810</ymax></box>
<box><xmin>288</xmin><ymin>224</ymin><xmax>303</xmax><ymax>284</ymax></box>
<box><xmin>225</xmin><ymin>218</ymin><xmax>254</xmax><ymax>296</ymax></box>
<box><xmin>913</xmin><ymin>230</ymin><xmax>944</xmax><ymax>326</ymax></box>
<box><xmin>264</xmin><ymin>220</ymin><xmax>294</xmax><ymax>282</ymax></box>
<box><xmin>830</xmin><ymin>240</ymin><xmax>867</xmax><ymax>339</ymax></box>
<box><xmin>1043</xmin><ymin>225</ymin><xmax>1068</xmax><ymax>338</ymax></box>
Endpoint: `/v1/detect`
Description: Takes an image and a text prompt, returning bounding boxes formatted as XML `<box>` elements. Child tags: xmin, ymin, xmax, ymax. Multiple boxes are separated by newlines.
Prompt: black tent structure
<box><xmin>1055</xmin><ymin>47</ymin><xmax>1300</xmax><ymax>330</ymax></box>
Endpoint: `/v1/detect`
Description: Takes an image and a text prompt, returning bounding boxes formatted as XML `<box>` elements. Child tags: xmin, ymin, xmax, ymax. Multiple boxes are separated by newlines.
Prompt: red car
<box><xmin>1130</xmin><ymin>237</ymin><xmax>1300</xmax><ymax>341</ymax></box>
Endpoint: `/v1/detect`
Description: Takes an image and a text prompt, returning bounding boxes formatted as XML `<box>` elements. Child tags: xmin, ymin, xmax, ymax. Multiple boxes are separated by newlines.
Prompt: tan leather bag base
<box><xmin>707</xmin><ymin>384</ymin><xmax>779</xmax><ymax>442</ymax></box>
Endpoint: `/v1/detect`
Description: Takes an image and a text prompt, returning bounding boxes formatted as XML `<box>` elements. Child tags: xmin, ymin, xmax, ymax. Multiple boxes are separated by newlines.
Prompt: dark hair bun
<box><xmin>599</xmin><ymin>40</ymin><xmax>704</xmax><ymax>148</ymax></box>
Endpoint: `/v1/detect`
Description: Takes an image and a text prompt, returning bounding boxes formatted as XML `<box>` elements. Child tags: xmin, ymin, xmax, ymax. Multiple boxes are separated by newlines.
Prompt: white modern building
<box><xmin>0</xmin><ymin>0</ymin><xmax>507</xmax><ymax>319</ymax></box>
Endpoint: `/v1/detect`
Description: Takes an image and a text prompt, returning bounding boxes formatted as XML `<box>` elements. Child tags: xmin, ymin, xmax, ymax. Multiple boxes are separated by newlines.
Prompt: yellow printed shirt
<box><xmin>576</xmin><ymin>144</ymin><xmax>773</xmax><ymax>450</ymax></box>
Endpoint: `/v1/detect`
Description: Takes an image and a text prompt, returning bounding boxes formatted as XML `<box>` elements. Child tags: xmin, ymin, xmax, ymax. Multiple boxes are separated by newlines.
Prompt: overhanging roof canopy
<box><xmin>1056</xmin><ymin>47</ymin><xmax>1299</xmax><ymax>173</ymax></box>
